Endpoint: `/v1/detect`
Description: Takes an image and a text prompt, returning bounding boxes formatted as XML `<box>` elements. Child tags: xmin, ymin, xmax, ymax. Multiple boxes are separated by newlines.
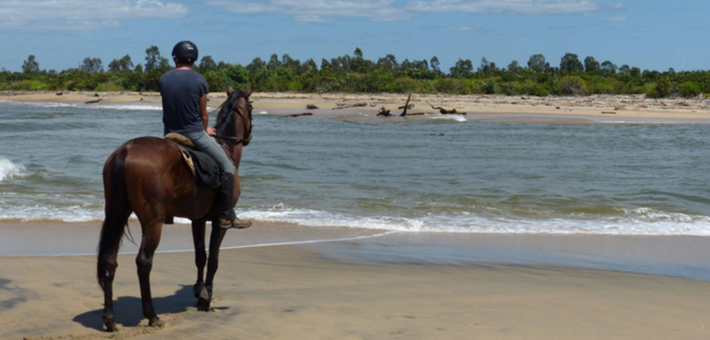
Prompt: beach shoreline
<box><xmin>3</xmin><ymin>224</ymin><xmax>710</xmax><ymax>339</ymax></box>
<box><xmin>4</xmin><ymin>220</ymin><xmax>710</xmax><ymax>280</ymax></box>
<box><xmin>2</xmin><ymin>90</ymin><xmax>710</xmax><ymax>122</ymax></box>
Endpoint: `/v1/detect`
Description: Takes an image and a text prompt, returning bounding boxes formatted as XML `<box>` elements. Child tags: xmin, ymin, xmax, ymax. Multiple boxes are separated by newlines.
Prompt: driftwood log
<box><xmin>377</xmin><ymin>107</ymin><xmax>392</xmax><ymax>117</ymax></box>
<box><xmin>399</xmin><ymin>94</ymin><xmax>412</xmax><ymax>117</ymax></box>
<box><xmin>398</xmin><ymin>103</ymin><xmax>415</xmax><ymax>110</ymax></box>
<box><xmin>306</xmin><ymin>104</ymin><xmax>319</xmax><ymax>109</ymax></box>
<box><xmin>85</xmin><ymin>98</ymin><xmax>103</xmax><ymax>104</ymax></box>
<box><xmin>286</xmin><ymin>112</ymin><xmax>313</xmax><ymax>117</ymax></box>
<box><xmin>332</xmin><ymin>102</ymin><xmax>367</xmax><ymax>110</ymax></box>
<box><xmin>425</xmin><ymin>101</ymin><xmax>463</xmax><ymax>114</ymax></box>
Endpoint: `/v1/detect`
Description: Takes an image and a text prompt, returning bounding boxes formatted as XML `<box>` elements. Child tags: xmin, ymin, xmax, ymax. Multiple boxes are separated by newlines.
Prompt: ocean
<box><xmin>1</xmin><ymin>100</ymin><xmax>709</xmax><ymax>236</ymax></box>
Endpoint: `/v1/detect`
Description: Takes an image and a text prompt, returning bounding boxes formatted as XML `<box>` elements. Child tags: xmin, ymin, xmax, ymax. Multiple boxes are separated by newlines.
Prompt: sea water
<box><xmin>1</xmin><ymin>101</ymin><xmax>709</xmax><ymax>236</ymax></box>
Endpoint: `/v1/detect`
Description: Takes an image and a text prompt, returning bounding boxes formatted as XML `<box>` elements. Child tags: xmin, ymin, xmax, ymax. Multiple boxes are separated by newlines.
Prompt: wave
<box><xmin>4</xmin><ymin>201</ymin><xmax>710</xmax><ymax>236</ymax></box>
<box><xmin>0</xmin><ymin>157</ymin><xmax>26</xmax><ymax>182</ymax></box>
<box><xmin>238</xmin><ymin>204</ymin><xmax>710</xmax><ymax>236</ymax></box>
<box><xmin>430</xmin><ymin>115</ymin><xmax>466</xmax><ymax>122</ymax></box>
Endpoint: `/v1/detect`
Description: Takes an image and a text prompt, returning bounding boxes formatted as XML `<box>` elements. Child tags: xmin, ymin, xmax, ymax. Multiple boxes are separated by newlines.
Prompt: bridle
<box><xmin>216</xmin><ymin>95</ymin><xmax>253</xmax><ymax>147</ymax></box>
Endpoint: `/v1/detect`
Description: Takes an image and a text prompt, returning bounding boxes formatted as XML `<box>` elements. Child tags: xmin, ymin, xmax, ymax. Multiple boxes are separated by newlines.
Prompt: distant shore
<box><xmin>2</xmin><ymin>91</ymin><xmax>710</xmax><ymax>122</ymax></box>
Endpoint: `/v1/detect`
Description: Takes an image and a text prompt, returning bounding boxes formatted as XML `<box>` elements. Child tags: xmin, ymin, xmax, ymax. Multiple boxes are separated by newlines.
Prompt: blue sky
<box><xmin>1</xmin><ymin>0</ymin><xmax>707</xmax><ymax>73</ymax></box>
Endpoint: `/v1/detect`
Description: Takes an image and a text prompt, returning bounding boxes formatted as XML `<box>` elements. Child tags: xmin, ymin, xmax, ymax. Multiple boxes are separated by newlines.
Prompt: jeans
<box><xmin>182</xmin><ymin>130</ymin><xmax>235</xmax><ymax>175</ymax></box>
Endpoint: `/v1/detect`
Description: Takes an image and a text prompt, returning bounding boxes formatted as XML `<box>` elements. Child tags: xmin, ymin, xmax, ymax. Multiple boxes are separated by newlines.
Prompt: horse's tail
<box><xmin>97</xmin><ymin>148</ymin><xmax>131</xmax><ymax>289</ymax></box>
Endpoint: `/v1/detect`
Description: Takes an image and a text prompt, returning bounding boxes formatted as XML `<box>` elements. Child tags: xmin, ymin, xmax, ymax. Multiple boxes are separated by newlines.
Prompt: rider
<box><xmin>159</xmin><ymin>40</ymin><xmax>251</xmax><ymax>230</ymax></box>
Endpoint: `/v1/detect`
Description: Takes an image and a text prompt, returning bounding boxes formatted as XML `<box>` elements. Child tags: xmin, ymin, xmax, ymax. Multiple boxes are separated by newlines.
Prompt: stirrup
<box><xmin>219</xmin><ymin>218</ymin><xmax>252</xmax><ymax>230</ymax></box>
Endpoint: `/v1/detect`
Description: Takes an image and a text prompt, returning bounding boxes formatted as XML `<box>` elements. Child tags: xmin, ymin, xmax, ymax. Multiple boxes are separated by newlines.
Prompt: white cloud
<box><xmin>207</xmin><ymin>0</ymin><xmax>413</xmax><ymax>22</ymax></box>
<box><xmin>452</xmin><ymin>26</ymin><xmax>487</xmax><ymax>32</ymax></box>
<box><xmin>208</xmin><ymin>0</ymin><xmax>603</xmax><ymax>22</ymax></box>
<box><xmin>604</xmin><ymin>15</ymin><xmax>629</xmax><ymax>22</ymax></box>
<box><xmin>0</xmin><ymin>0</ymin><xmax>188</xmax><ymax>30</ymax></box>
<box><xmin>407</xmin><ymin>0</ymin><xmax>599</xmax><ymax>15</ymax></box>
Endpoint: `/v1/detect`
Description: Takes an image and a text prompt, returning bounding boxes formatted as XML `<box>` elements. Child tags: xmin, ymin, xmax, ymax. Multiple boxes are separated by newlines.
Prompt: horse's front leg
<box><xmin>136</xmin><ymin>220</ymin><xmax>163</xmax><ymax>327</ymax></box>
<box><xmin>202</xmin><ymin>220</ymin><xmax>228</xmax><ymax>311</ymax></box>
<box><xmin>191</xmin><ymin>219</ymin><xmax>210</xmax><ymax>309</ymax></box>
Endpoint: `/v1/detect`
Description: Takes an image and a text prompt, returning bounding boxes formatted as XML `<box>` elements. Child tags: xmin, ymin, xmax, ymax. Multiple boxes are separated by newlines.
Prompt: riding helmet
<box><xmin>172</xmin><ymin>41</ymin><xmax>199</xmax><ymax>63</ymax></box>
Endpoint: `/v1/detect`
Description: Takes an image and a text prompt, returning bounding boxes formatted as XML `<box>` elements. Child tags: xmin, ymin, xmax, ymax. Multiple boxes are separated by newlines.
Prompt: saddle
<box><xmin>164</xmin><ymin>133</ymin><xmax>221</xmax><ymax>189</ymax></box>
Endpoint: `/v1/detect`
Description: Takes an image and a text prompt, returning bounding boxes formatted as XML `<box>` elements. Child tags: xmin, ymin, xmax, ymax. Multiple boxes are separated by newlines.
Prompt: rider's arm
<box><xmin>201</xmin><ymin>94</ymin><xmax>216</xmax><ymax>136</ymax></box>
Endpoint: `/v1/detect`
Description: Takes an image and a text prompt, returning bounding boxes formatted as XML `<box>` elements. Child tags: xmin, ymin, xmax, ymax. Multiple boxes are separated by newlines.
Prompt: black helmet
<box><xmin>172</xmin><ymin>41</ymin><xmax>198</xmax><ymax>63</ymax></box>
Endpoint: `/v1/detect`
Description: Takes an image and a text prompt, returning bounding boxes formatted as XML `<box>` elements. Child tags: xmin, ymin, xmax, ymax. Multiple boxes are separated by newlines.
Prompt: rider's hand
<box><xmin>206</xmin><ymin>127</ymin><xmax>217</xmax><ymax>136</ymax></box>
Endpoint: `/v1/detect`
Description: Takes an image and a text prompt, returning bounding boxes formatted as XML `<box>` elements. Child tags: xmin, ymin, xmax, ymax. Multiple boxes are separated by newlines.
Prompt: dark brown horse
<box><xmin>97</xmin><ymin>85</ymin><xmax>253</xmax><ymax>332</ymax></box>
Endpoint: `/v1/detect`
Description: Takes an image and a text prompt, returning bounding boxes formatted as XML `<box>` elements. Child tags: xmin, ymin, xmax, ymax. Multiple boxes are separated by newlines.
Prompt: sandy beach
<box><xmin>1</xmin><ymin>222</ymin><xmax>710</xmax><ymax>339</ymax></box>
<box><xmin>2</xmin><ymin>91</ymin><xmax>710</xmax><ymax>123</ymax></box>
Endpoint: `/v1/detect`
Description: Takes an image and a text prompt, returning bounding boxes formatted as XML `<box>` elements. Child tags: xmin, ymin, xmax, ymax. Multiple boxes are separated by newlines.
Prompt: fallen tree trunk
<box><xmin>399</xmin><ymin>94</ymin><xmax>413</xmax><ymax>117</ymax></box>
<box><xmin>286</xmin><ymin>112</ymin><xmax>313</xmax><ymax>117</ymax></box>
<box><xmin>377</xmin><ymin>107</ymin><xmax>392</xmax><ymax>117</ymax></box>
<box><xmin>85</xmin><ymin>98</ymin><xmax>103</xmax><ymax>104</ymax></box>
<box><xmin>425</xmin><ymin>101</ymin><xmax>459</xmax><ymax>114</ymax></box>
<box><xmin>332</xmin><ymin>102</ymin><xmax>367</xmax><ymax>110</ymax></box>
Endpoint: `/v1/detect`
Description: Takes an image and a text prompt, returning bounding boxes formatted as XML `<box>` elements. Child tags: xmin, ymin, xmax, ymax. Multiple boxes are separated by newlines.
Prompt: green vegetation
<box><xmin>2</xmin><ymin>47</ymin><xmax>709</xmax><ymax>98</ymax></box>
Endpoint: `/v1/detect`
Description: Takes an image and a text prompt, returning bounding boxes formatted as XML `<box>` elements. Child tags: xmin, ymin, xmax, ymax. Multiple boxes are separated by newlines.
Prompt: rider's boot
<box><xmin>218</xmin><ymin>173</ymin><xmax>252</xmax><ymax>230</ymax></box>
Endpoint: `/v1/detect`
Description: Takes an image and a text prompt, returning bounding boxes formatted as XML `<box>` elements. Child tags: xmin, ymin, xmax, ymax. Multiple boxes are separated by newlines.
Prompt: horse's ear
<box><xmin>244</xmin><ymin>83</ymin><xmax>253</xmax><ymax>98</ymax></box>
<box><xmin>226</xmin><ymin>84</ymin><xmax>234</xmax><ymax>97</ymax></box>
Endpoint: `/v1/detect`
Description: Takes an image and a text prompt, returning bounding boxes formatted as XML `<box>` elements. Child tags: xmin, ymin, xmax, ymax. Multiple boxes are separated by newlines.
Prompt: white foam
<box><xmin>0</xmin><ymin>157</ymin><xmax>26</xmax><ymax>182</ymax></box>
<box><xmin>0</xmin><ymin>204</ymin><xmax>102</xmax><ymax>222</ymax></box>
<box><xmin>4</xmin><ymin>201</ymin><xmax>710</xmax><ymax>236</ymax></box>
<box><xmin>237</xmin><ymin>204</ymin><xmax>710</xmax><ymax>236</ymax></box>
<box><xmin>431</xmin><ymin>115</ymin><xmax>466</xmax><ymax>122</ymax></box>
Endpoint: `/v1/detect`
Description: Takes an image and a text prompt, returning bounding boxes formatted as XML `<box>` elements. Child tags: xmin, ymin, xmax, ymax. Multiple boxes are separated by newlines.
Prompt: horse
<box><xmin>96</xmin><ymin>84</ymin><xmax>253</xmax><ymax>332</ymax></box>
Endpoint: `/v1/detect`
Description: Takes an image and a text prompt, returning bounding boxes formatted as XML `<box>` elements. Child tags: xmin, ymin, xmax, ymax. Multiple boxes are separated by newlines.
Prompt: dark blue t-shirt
<box><xmin>159</xmin><ymin>69</ymin><xmax>208</xmax><ymax>135</ymax></box>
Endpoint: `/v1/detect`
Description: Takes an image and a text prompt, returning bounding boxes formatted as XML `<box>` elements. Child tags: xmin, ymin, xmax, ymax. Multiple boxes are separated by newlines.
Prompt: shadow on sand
<box><xmin>72</xmin><ymin>285</ymin><xmax>196</xmax><ymax>331</ymax></box>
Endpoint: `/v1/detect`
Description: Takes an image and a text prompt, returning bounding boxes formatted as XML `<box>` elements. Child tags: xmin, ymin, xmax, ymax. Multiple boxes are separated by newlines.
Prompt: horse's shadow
<box><xmin>73</xmin><ymin>284</ymin><xmax>195</xmax><ymax>331</ymax></box>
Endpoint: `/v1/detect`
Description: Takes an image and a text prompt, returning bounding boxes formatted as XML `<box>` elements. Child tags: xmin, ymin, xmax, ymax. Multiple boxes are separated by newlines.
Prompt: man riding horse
<box><xmin>97</xmin><ymin>41</ymin><xmax>255</xmax><ymax>332</ymax></box>
<box><xmin>160</xmin><ymin>41</ymin><xmax>250</xmax><ymax>230</ymax></box>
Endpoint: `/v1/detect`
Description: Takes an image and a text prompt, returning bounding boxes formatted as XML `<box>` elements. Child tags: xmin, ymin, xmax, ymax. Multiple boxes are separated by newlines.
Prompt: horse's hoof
<box><xmin>193</xmin><ymin>282</ymin><xmax>205</xmax><ymax>298</ymax></box>
<box><xmin>148</xmin><ymin>317</ymin><xmax>165</xmax><ymax>328</ymax></box>
<box><xmin>105</xmin><ymin>322</ymin><xmax>118</xmax><ymax>332</ymax></box>
<box><xmin>197</xmin><ymin>295</ymin><xmax>211</xmax><ymax>312</ymax></box>
<box><xmin>104</xmin><ymin>315</ymin><xmax>117</xmax><ymax>332</ymax></box>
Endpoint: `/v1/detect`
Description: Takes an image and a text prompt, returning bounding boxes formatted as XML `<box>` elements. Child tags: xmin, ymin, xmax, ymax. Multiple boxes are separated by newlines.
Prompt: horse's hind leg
<box><xmin>99</xmin><ymin>230</ymin><xmax>124</xmax><ymax>332</ymax></box>
<box><xmin>136</xmin><ymin>219</ymin><xmax>164</xmax><ymax>327</ymax></box>
<box><xmin>191</xmin><ymin>219</ymin><xmax>210</xmax><ymax>309</ymax></box>
<box><xmin>202</xmin><ymin>221</ymin><xmax>228</xmax><ymax>310</ymax></box>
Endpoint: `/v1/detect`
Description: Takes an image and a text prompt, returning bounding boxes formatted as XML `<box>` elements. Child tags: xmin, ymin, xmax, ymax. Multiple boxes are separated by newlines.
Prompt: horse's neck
<box><xmin>223</xmin><ymin>141</ymin><xmax>243</xmax><ymax>169</ymax></box>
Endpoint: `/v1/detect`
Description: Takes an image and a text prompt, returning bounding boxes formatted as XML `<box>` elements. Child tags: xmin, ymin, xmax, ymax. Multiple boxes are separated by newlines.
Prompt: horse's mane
<box><xmin>214</xmin><ymin>89</ymin><xmax>245</xmax><ymax>137</ymax></box>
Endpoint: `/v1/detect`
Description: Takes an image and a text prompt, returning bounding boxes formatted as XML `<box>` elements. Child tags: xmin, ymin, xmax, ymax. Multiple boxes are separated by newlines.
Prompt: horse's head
<box><xmin>215</xmin><ymin>84</ymin><xmax>253</xmax><ymax>146</ymax></box>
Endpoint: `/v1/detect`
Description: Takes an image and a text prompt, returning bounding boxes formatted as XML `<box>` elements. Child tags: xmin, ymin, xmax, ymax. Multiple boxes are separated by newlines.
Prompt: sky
<box><xmin>0</xmin><ymin>0</ymin><xmax>707</xmax><ymax>73</ymax></box>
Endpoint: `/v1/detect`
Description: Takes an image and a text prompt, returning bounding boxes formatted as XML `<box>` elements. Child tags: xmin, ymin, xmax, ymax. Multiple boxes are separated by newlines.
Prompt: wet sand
<box><xmin>3</xmin><ymin>222</ymin><xmax>710</xmax><ymax>339</ymax></box>
<box><xmin>2</xmin><ymin>91</ymin><xmax>710</xmax><ymax>123</ymax></box>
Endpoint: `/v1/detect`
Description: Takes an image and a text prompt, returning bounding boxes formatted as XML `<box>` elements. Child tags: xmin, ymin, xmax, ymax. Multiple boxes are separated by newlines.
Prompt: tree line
<box><xmin>2</xmin><ymin>46</ymin><xmax>709</xmax><ymax>98</ymax></box>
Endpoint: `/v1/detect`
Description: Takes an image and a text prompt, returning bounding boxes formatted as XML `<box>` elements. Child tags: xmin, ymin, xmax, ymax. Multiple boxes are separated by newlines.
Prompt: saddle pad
<box><xmin>165</xmin><ymin>139</ymin><xmax>222</xmax><ymax>189</ymax></box>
